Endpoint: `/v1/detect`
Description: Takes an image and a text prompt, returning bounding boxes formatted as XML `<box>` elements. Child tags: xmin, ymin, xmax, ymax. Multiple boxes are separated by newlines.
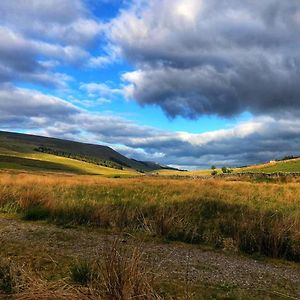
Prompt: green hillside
<box><xmin>156</xmin><ymin>159</ymin><xmax>300</xmax><ymax>177</ymax></box>
<box><xmin>0</xmin><ymin>151</ymin><xmax>140</xmax><ymax>176</ymax></box>
<box><xmin>0</xmin><ymin>131</ymin><xmax>165</xmax><ymax>173</ymax></box>
<box><xmin>0</xmin><ymin>155</ymin><xmax>84</xmax><ymax>174</ymax></box>
<box><xmin>239</xmin><ymin>158</ymin><xmax>300</xmax><ymax>173</ymax></box>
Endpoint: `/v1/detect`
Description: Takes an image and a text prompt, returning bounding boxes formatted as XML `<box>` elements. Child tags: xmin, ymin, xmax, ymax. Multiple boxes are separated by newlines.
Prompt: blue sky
<box><xmin>1</xmin><ymin>0</ymin><xmax>300</xmax><ymax>169</ymax></box>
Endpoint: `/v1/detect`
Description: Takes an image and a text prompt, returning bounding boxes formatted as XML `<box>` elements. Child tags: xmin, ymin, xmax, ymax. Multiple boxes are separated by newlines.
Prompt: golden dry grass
<box><xmin>0</xmin><ymin>173</ymin><xmax>300</xmax><ymax>261</ymax></box>
<box><xmin>0</xmin><ymin>240</ymin><xmax>160</xmax><ymax>300</ymax></box>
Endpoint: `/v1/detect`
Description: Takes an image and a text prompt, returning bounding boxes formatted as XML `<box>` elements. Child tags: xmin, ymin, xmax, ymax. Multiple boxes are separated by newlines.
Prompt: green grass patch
<box><xmin>0</xmin><ymin>154</ymin><xmax>83</xmax><ymax>174</ymax></box>
<box><xmin>241</xmin><ymin>159</ymin><xmax>300</xmax><ymax>173</ymax></box>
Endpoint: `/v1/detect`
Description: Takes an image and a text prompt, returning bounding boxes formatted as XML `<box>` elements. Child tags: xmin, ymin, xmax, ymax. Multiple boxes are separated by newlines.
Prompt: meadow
<box><xmin>1</xmin><ymin>173</ymin><xmax>299</xmax><ymax>261</ymax></box>
<box><xmin>1</xmin><ymin>172</ymin><xmax>300</xmax><ymax>299</ymax></box>
<box><xmin>0</xmin><ymin>153</ymin><xmax>139</xmax><ymax>177</ymax></box>
<box><xmin>241</xmin><ymin>158</ymin><xmax>300</xmax><ymax>173</ymax></box>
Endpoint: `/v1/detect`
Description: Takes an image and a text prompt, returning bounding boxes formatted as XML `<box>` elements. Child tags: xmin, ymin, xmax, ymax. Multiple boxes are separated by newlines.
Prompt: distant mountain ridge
<box><xmin>0</xmin><ymin>131</ymin><xmax>173</xmax><ymax>172</ymax></box>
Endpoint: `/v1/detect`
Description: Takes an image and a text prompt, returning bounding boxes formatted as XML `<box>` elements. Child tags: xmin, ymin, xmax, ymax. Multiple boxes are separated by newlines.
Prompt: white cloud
<box><xmin>80</xmin><ymin>82</ymin><xmax>123</xmax><ymax>97</ymax></box>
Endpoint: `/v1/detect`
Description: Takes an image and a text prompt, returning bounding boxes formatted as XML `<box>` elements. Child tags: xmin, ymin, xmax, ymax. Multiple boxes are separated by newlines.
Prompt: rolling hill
<box><xmin>238</xmin><ymin>158</ymin><xmax>300</xmax><ymax>173</ymax></box>
<box><xmin>155</xmin><ymin>158</ymin><xmax>300</xmax><ymax>177</ymax></box>
<box><xmin>0</xmin><ymin>130</ymin><xmax>169</xmax><ymax>175</ymax></box>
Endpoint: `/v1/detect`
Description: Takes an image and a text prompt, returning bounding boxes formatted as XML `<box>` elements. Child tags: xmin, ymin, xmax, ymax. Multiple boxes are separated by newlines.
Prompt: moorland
<box><xmin>0</xmin><ymin>131</ymin><xmax>300</xmax><ymax>299</ymax></box>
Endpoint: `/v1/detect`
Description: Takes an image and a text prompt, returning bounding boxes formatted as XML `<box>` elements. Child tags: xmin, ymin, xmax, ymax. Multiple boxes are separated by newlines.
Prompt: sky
<box><xmin>1</xmin><ymin>0</ymin><xmax>300</xmax><ymax>169</ymax></box>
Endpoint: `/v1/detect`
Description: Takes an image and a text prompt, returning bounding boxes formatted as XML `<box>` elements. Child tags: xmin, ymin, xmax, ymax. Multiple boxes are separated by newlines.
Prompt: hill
<box><xmin>0</xmin><ymin>131</ymin><xmax>167</xmax><ymax>174</ymax></box>
<box><xmin>155</xmin><ymin>158</ymin><xmax>300</xmax><ymax>177</ymax></box>
<box><xmin>239</xmin><ymin>157</ymin><xmax>300</xmax><ymax>173</ymax></box>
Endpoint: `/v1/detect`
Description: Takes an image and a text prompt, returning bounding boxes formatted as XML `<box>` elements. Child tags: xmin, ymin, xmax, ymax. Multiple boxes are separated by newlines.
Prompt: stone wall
<box><xmin>216</xmin><ymin>172</ymin><xmax>300</xmax><ymax>179</ymax></box>
<box><xmin>151</xmin><ymin>172</ymin><xmax>300</xmax><ymax>180</ymax></box>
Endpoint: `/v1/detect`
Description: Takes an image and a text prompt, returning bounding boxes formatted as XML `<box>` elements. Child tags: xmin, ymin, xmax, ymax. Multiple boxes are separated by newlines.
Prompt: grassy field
<box><xmin>0</xmin><ymin>152</ymin><xmax>139</xmax><ymax>177</ymax></box>
<box><xmin>240</xmin><ymin>158</ymin><xmax>300</xmax><ymax>173</ymax></box>
<box><xmin>1</xmin><ymin>173</ymin><xmax>299</xmax><ymax>261</ymax></box>
<box><xmin>0</xmin><ymin>131</ymin><xmax>165</xmax><ymax>172</ymax></box>
<box><xmin>18</xmin><ymin>152</ymin><xmax>139</xmax><ymax>177</ymax></box>
<box><xmin>1</xmin><ymin>130</ymin><xmax>300</xmax><ymax>298</ymax></box>
<box><xmin>0</xmin><ymin>172</ymin><xmax>300</xmax><ymax>299</ymax></box>
<box><xmin>156</xmin><ymin>158</ymin><xmax>300</xmax><ymax>177</ymax></box>
<box><xmin>0</xmin><ymin>155</ymin><xmax>83</xmax><ymax>173</ymax></box>
<box><xmin>155</xmin><ymin>169</ymin><xmax>216</xmax><ymax>176</ymax></box>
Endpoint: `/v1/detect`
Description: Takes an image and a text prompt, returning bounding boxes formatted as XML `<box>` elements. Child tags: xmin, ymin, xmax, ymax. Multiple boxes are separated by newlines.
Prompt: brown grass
<box><xmin>0</xmin><ymin>173</ymin><xmax>300</xmax><ymax>261</ymax></box>
<box><xmin>95</xmin><ymin>240</ymin><xmax>159</xmax><ymax>300</ymax></box>
<box><xmin>0</xmin><ymin>257</ymin><xmax>87</xmax><ymax>300</ymax></box>
<box><xmin>0</xmin><ymin>240</ymin><xmax>160</xmax><ymax>300</ymax></box>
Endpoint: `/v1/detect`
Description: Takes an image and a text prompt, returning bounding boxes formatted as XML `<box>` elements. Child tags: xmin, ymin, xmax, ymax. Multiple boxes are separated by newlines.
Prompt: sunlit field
<box><xmin>0</xmin><ymin>153</ymin><xmax>139</xmax><ymax>177</ymax></box>
<box><xmin>1</xmin><ymin>173</ymin><xmax>299</xmax><ymax>261</ymax></box>
<box><xmin>241</xmin><ymin>158</ymin><xmax>300</xmax><ymax>173</ymax></box>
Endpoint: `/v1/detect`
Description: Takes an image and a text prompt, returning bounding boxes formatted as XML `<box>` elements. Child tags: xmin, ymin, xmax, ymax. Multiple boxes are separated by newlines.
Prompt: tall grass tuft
<box><xmin>70</xmin><ymin>260</ymin><xmax>94</xmax><ymax>285</ymax></box>
<box><xmin>99</xmin><ymin>240</ymin><xmax>158</xmax><ymax>300</ymax></box>
<box><xmin>0</xmin><ymin>258</ymin><xmax>18</xmax><ymax>294</ymax></box>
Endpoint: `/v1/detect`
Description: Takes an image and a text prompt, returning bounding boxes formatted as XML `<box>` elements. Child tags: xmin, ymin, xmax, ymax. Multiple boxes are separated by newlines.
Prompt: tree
<box><xmin>221</xmin><ymin>167</ymin><xmax>227</xmax><ymax>173</ymax></box>
<box><xmin>221</xmin><ymin>166</ymin><xmax>233</xmax><ymax>174</ymax></box>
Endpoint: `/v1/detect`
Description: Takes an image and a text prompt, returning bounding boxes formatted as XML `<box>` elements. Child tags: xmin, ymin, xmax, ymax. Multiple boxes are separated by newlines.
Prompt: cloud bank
<box><xmin>1</xmin><ymin>84</ymin><xmax>300</xmax><ymax>168</ymax></box>
<box><xmin>110</xmin><ymin>0</ymin><xmax>300</xmax><ymax>118</ymax></box>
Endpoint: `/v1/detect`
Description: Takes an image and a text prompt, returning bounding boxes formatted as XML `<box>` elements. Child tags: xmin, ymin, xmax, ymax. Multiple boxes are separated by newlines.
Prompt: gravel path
<box><xmin>0</xmin><ymin>215</ymin><xmax>299</xmax><ymax>299</ymax></box>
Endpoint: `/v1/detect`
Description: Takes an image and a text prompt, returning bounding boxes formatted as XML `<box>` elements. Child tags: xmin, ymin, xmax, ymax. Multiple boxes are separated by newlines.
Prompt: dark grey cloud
<box><xmin>109</xmin><ymin>0</ymin><xmax>300</xmax><ymax>118</ymax></box>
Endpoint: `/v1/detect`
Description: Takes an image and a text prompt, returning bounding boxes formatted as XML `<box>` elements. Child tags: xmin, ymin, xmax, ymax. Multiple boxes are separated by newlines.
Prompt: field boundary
<box><xmin>150</xmin><ymin>172</ymin><xmax>300</xmax><ymax>180</ymax></box>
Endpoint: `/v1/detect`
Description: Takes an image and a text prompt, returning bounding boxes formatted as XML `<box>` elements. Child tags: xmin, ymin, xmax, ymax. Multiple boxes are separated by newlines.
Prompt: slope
<box><xmin>0</xmin><ymin>131</ymin><xmax>163</xmax><ymax>172</ymax></box>
<box><xmin>239</xmin><ymin>157</ymin><xmax>300</xmax><ymax>173</ymax></box>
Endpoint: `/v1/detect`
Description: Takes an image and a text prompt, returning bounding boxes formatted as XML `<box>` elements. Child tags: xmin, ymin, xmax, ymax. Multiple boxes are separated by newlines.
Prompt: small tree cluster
<box><xmin>34</xmin><ymin>147</ymin><xmax>124</xmax><ymax>170</ymax></box>
<box><xmin>221</xmin><ymin>167</ymin><xmax>233</xmax><ymax>174</ymax></box>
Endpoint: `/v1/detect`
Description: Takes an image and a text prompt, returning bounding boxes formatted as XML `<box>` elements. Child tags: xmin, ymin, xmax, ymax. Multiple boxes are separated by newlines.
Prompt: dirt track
<box><xmin>0</xmin><ymin>215</ymin><xmax>300</xmax><ymax>299</ymax></box>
